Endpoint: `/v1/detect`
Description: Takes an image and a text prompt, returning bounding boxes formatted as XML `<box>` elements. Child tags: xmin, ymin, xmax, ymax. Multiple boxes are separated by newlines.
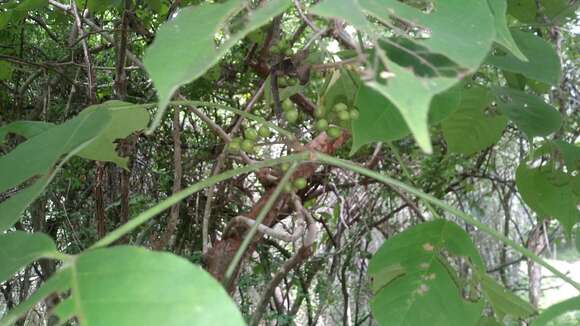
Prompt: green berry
<box><xmin>282</xmin><ymin>98</ymin><xmax>294</xmax><ymax>111</ymax></box>
<box><xmin>283</xmin><ymin>183</ymin><xmax>293</xmax><ymax>193</ymax></box>
<box><xmin>244</xmin><ymin>128</ymin><xmax>258</xmax><ymax>141</ymax></box>
<box><xmin>284</xmin><ymin>110</ymin><xmax>299</xmax><ymax>124</ymax></box>
<box><xmin>349</xmin><ymin>109</ymin><xmax>360</xmax><ymax>120</ymax></box>
<box><xmin>337</xmin><ymin>110</ymin><xmax>351</xmax><ymax>121</ymax></box>
<box><xmin>288</xmin><ymin>78</ymin><xmax>298</xmax><ymax>86</ymax></box>
<box><xmin>327</xmin><ymin>126</ymin><xmax>341</xmax><ymax>139</ymax></box>
<box><xmin>241</xmin><ymin>139</ymin><xmax>255</xmax><ymax>153</ymax></box>
<box><xmin>278</xmin><ymin>77</ymin><xmax>288</xmax><ymax>88</ymax></box>
<box><xmin>280</xmin><ymin>162</ymin><xmax>290</xmax><ymax>172</ymax></box>
<box><xmin>258</xmin><ymin>125</ymin><xmax>271</xmax><ymax>138</ymax></box>
<box><xmin>314</xmin><ymin>107</ymin><xmax>325</xmax><ymax>118</ymax></box>
<box><xmin>227</xmin><ymin>139</ymin><xmax>241</xmax><ymax>152</ymax></box>
<box><xmin>333</xmin><ymin>102</ymin><xmax>348</xmax><ymax>112</ymax></box>
<box><xmin>293</xmin><ymin>177</ymin><xmax>307</xmax><ymax>190</ymax></box>
<box><xmin>315</xmin><ymin>119</ymin><xmax>329</xmax><ymax>131</ymax></box>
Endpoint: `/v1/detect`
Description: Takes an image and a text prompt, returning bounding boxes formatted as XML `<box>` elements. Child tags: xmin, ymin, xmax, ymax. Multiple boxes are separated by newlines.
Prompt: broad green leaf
<box><xmin>442</xmin><ymin>87</ymin><xmax>508</xmax><ymax>155</ymax></box>
<box><xmin>508</xmin><ymin>0</ymin><xmax>580</xmax><ymax>25</ymax></box>
<box><xmin>87</xmin><ymin>0</ymin><xmax>122</xmax><ymax>13</ymax></box>
<box><xmin>531</xmin><ymin>296</ymin><xmax>580</xmax><ymax>326</ymax></box>
<box><xmin>0</xmin><ymin>60</ymin><xmax>12</xmax><ymax>80</ymax></box>
<box><xmin>77</xmin><ymin>101</ymin><xmax>149</xmax><ymax>169</ymax></box>
<box><xmin>0</xmin><ymin>269</ymin><xmax>71</xmax><ymax>326</ymax></box>
<box><xmin>551</xmin><ymin>140</ymin><xmax>580</xmax><ymax>172</ymax></box>
<box><xmin>2</xmin><ymin>247</ymin><xmax>245</xmax><ymax>325</ymax></box>
<box><xmin>144</xmin><ymin>0</ymin><xmax>292</xmax><ymax>133</ymax></box>
<box><xmin>486</xmin><ymin>31</ymin><xmax>561</xmax><ymax>85</ymax></box>
<box><xmin>493</xmin><ymin>87</ymin><xmax>561</xmax><ymax>138</ymax></box>
<box><xmin>476</xmin><ymin>271</ymin><xmax>536</xmax><ymax>320</ymax></box>
<box><xmin>369</xmin><ymin>220</ymin><xmax>484</xmax><ymax>326</ymax></box>
<box><xmin>478</xmin><ymin>317</ymin><xmax>502</xmax><ymax>326</ymax></box>
<box><xmin>309</xmin><ymin>0</ymin><xmax>372</xmax><ymax>33</ymax></box>
<box><xmin>359</xmin><ymin>0</ymin><xmax>496</xmax><ymax>70</ymax></box>
<box><xmin>533</xmin><ymin>141</ymin><xmax>580</xmax><ymax>172</ymax></box>
<box><xmin>488</xmin><ymin>0</ymin><xmax>527</xmax><ymax>61</ymax></box>
<box><xmin>366</xmin><ymin>39</ymin><xmax>460</xmax><ymax>153</ymax></box>
<box><xmin>15</xmin><ymin>0</ymin><xmax>47</xmax><ymax>11</ymax></box>
<box><xmin>516</xmin><ymin>163</ymin><xmax>580</xmax><ymax>235</ymax></box>
<box><xmin>144</xmin><ymin>0</ymin><xmax>162</xmax><ymax>12</ymax></box>
<box><xmin>351</xmin><ymin>84</ymin><xmax>461</xmax><ymax>154</ymax></box>
<box><xmin>0</xmin><ymin>231</ymin><xmax>57</xmax><ymax>283</ymax></box>
<box><xmin>0</xmin><ymin>110</ymin><xmax>111</xmax><ymax>232</ymax></box>
<box><xmin>0</xmin><ymin>120</ymin><xmax>54</xmax><ymax>142</ymax></box>
<box><xmin>71</xmin><ymin>247</ymin><xmax>244</xmax><ymax>325</ymax></box>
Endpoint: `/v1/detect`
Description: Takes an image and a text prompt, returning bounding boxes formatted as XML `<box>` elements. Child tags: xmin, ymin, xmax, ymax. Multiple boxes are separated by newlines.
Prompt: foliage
<box><xmin>0</xmin><ymin>0</ymin><xmax>579</xmax><ymax>325</ymax></box>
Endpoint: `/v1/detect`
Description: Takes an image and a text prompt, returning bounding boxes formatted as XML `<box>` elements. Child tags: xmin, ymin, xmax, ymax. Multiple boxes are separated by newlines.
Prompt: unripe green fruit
<box><xmin>280</xmin><ymin>162</ymin><xmax>290</xmax><ymax>172</ymax></box>
<box><xmin>284</xmin><ymin>48</ymin><xmax>293</xmax><ymax>57</ymax></box>
<box><xmin>327</xmin><ymin>126</ymin><xmax>341</xmax><ymax>139</ymax></box>
<box><xmin>227</xmin><ymin>140</ymin><xmax>241</xmax><ymax>152</ymax></box>
<box><xmin>288</xmin><ymin>78</ymin><xmax>298</xmax><ymax>86</ymax></box>
<box><xmin>349</xmin><ymin>109</ymin><xmax>360</xmax><ymax>120</ymax></box>
<box><xmin>284</xmin><ymin>110</ymin><xmax>299</xmax><ymax>123</ymax></box>
<box><xmin>283</xmin><ymin>183</ymin><xmax>294</xmax><ymax>193</ymax></box>
<box><xmin>314</xmin><ymin>107</ymin><xmax>325</xmax><ymax>118</ymax></box>
<box><xmin>244</xmin><ymin>128</ymin><xmax>258</xmax><ymax>141</ymax></box>
<box><xmin>315</xmin><ymin>119</ymin><xmax>329</xmax><ymax>131</ymax></box>
<box><xmin>293</xmin><ymin>177</ymin><xmax>307</xmax><ymax>190</ymax></box>
<box><xmin>282</xmin><ymin>98</ymin><xmax>294</xmax><ymax>111</ymax></box>
<box><xmin>278</xmin><ymin>77</ymin><xmax>288</xmax><ymax>88</ymax></box>
<box><xmin>337</xmin><ymin>110</ymin><xmax>351</xmax><ymax>121</ymax></box>
<box><xmin>333</xmin><ymin>102</ymin><xmax>348</xmax><ymax>112</ymax></box>
<box><xmin>241</xmin><ymin>139</ymin><xmax>255</xmax><ymax>153</ymax></box>
<box><xmin>258</xmin><ymin>125</ymin><xmax>271</xmax><ymax>138</ymax></box>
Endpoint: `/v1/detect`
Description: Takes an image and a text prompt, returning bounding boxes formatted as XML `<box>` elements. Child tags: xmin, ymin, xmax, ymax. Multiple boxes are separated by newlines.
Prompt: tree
<box><xmin>0</xmin><ymin>0</ymin><xmax>579</xmax><ymax>325</ymax></box>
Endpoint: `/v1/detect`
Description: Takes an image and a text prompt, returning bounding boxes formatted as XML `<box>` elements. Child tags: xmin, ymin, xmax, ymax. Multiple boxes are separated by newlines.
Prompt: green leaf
<box><xmin>493</xmin><ymin>87</ymin><xmax>561</xmax><ymax>138</ymax></box>
<box><xmin>531</xmin><ymin>296</ymin><xmax>580</xmax><ymax>326</ymax></box>
<box><xmin>359</xmin><ymin>0</ymin><xmax>496</xmax><ymax>70</ymax></box>
<box><xmin>309</xmin><ymin>0</ymin><xmax>372</xmax><ymax>33</ymax></box>
<box><xmin>442</xmin><ymin>86</ymin><xmax>508</xmax><ymax>155</ymax></box>
<box><xmin>1</xmin><ymin>247</ymin><xmax>245</xmax><ymax>326</ymax></box>
<box><xmin>488</xmin><ymin>0</ymin><xmax>527</xmax><ymax>61</ymax></box>
<box><xmin>476</xmin><ymin>271</ymin><xmax>536</xmax><ymax>320</ymax></box>
<box><xmin>351</xmin><ymin>84</ymin><xmax>461</xmax><ymax>153</ymax></box>
<box><xmin>516</xmin><ymin>163</ymin><xmax>580</xmax><ymax>235</ymax></box>
<box><xmin>0</xmin><ymin>121</ymin><xmax>54</xmax><ymax>142</ymax></box>
<box><xmin>0</xmin><ymin>110</ymin><xmax>111</xmax><ymax>232</ymax></box>
<box><xmin>369</xmin><ymin>220</ymin><xmax>484</xmax><ymax>326</ymax></box>
<box><xmin>77</xmin><ymin>101</ymin><xmax>149</xmax><ymax>169</ymax></box>
<box><xmin>86</xmin><ymin>0</ymin><xmax>122</xmax><ymax>13</ymax></box>
<box><xmin>0</xmin><ymin>231</ymin><xmax>57</xmax><ymax>283</ymax></box>
<box><xmin>290</xmin><ymin>0</ymin><xmax>495</xmax><ymax>153</ymax></box>
<box><xmin>0</xmin><ymin>269</ymin><xmax>71</xmax><ymax>326</ymax></box>
<box><xmin>144</xmin><ymin>0</ymin><xmax>292</xmax><ymax>133</ymax></box>
<box><xmin>508</xmin><ymin>0</ymin><xmax>580</xmax><ymax>25</ymax></box>
<box><xmin>366</xmin><ymin>39</ymin><xmax>461</xmax><ymax>153</ymax></box>
<box><xmin>576</xmin><ymin>229</ymin><xmax>580</xmax><ymax>252</ymax></box>
<box><xmin>486</xmin><ymin>30</ymin><xmax>561</xmax><ymax>85</ymax></box>
<box><xmin>551</xmin><ymin>141</ymin><xmax>580</xmax><ymax>172</ymax></box>
<box><xmin>15</xmin><ymin>0</ymin><xmax>47</xmax><ymax>12</ymax></box>
<box><xmin>0</xmin><ymin>60</ymin><xmax>13</xmax><ymax>80</ymax></box>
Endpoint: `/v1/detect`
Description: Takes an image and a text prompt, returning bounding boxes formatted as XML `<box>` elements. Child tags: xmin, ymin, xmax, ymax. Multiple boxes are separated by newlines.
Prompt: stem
<box><xmin>91</xmin><ymin>153</ymin><xmax>308</xmax><ymax>249</ymax></box>
<box><xmin>224</xmin><ymin>163</ymin><xmax>299</xmax><ymax>283</ymax></box>
<box><xmin>314</xmin><ymin>152</ymin><xmax>580</xmax><ymax>292</ymax></box>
